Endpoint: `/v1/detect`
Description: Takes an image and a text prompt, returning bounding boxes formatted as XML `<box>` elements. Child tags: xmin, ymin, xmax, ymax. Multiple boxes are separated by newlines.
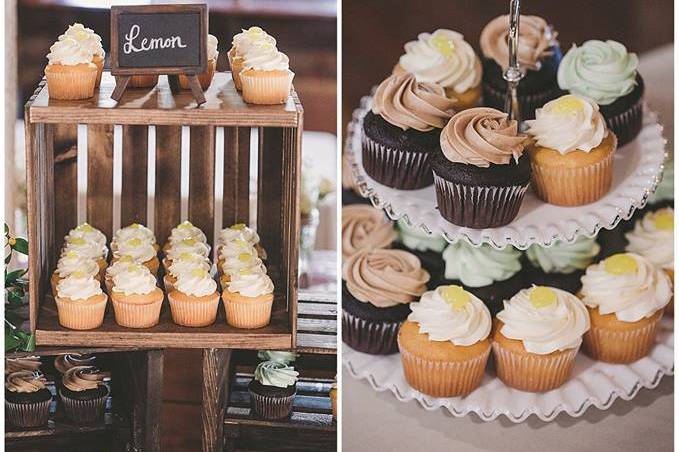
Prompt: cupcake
<box><xmin>329</xmin><ymin>376</ymin><xmax>337</xmax><ymax>419</ymax></box>
<box><xmin>218</xmin><ymin>223</ymin><xmax>266</xmax><ymax>260</ymax></box>
<box><xmin>104</xmin><ymin>255</ymin><xmax>136</xmax><ymax>293</ymax></box>
<box><xmin>164</xmin><ymin>238</ymin><xmax>211</xmax><ymax>270</ymax></box>
<box><xmin>525</xmin><ymin>94</ymin><xmax>616</xmax><ymax>206</ymax></box>
<box><xmin>395</xmin><ymin>29</ymin><xmax>482</xmax><ymax>109</ymax></box>
<box><xmin>222</xmin><ymin>272</ymin><xmax>275</xmax><ymax>329</ymax></box>
<box><xmin>432</xmin><ymin>107</ymin><xmax>529</xmax><ymax>228</ymax></box>
<box><xmin>110</xmin><ymin>263</ymin><xmax>164</xmax><ymax>328</ymax></box>
<box><xmin>341</xmin><ymin>205</ymin><xmax>396</xmax><ymax>261</ymax></box>
<box><xmin>165</xmin><ymin>253</ymin><xmax>212</xmax><ymax>293</ymax></box>
<box><xmin>55</xmin><ymin>272</ymin><xmax>108</xmax><ymax>330</ymax></box>
<box><xmin>168</xmin><ymin>269</ymin><xmax>220</xmax><ymax>327</ymax></box>
<box><xmin>61</xmin><ymin>234</ymin><xmax>108</xmax><ymax>275</ymax></box>
<box><xmin>218</xmin><ymin>253</ymin><xmax>266</xmax><ymax>291</ymax></box>
<box><xmin>249</xmin><ymin>360</ymin><xmax>298</xmax><ymax>420</ymax></box>
<box><xmin>580</xmin><ymin>253</ymin><xmax>671</xmax><ymax>363</ymax></box>
<box><xmin>65</xmin><ymin>222</ymin><xmax>107</xmax><ymax>252</ymax></box>
<box><xmin>239</xmin><ymin>42</ymin><xmax>294</xmax><ymax>105</ymax></box>
<box><xmin>112</xmin><ymin>237</ymin><xmax>159</xmax><ymax>275</ymax></box>
<box><xmin>493</xmin><ymin>286</ymin><xmax>590</xmax><ymax>392</ymax></box>
<box><xmin>524</xmin><ymin>236</ymin><xmax>601</xmax><ymax>294</ymax></box>
<box><xmin>479</xmin><ymin>15</ymin><xmax>562</xmax><ymax>119</ymax></box>
<box><xmin>59</xmin><ymin>23</ymin><xmax>105</xmax><ymax>87</ymax></box>
<box><xmin>45</xmin><ymin>36</ymin><xmax>97</xmax><ymax>100</ymax></box>
<box><xmin>51</xmin><ymin>251</ymin><xmax>101</xmax><ymax>297</ymax></box>
<box><xmin>111</xmin><ymin>223</ymin><xmax>158</xmax><ymax>252</ymax></box>
<box><xmin>6</xmin><ymin>356</ymin><xmax>42</xmax><ymax>375</ymax></box>
<box><xmin>5</xmin><ymin>370</ymin><xmax>52</xmax><ymax>428</ymax></box>
<box><xmin>228</xmin><ymin>26</ymin><xmax>277</xmax><ymax>90</ymax></box>
<box><xmin>558</xmin><ymin>40</ymin><xmax>643</xmax><ymax>147</ymax></box>
<box><xmin>362</xmin><ymin>73</ymin><xmax>456</xmax><ymax>190</ymax></box>
<box><xmin>59</xmin><ymin>366</ymin><xmax>110</xmax><ymax>424</ymax></box>
<box><xmin>180</xmin><ymin>34</ymin><xmax>218</xmax><ymax>90</ymax></box>
<box><xmin>342</xmin><ymin>248</ymin><xmax>429</xmax><ymax>355</ymax></box>
<box><xmin>54</xmin><ymin>354</ymin><xmax>96</xmax><ymax>375</ymax></box>
<box><xmin>399</xmin><ymin>285</ymin><xmax>491</xmax><ymax>397</ymax></box>
<box><xmin>393</xmin><ymin>218</ymin><xmax>446</xmax><ymax>283</ymax></box>
<box><xmin>217</xmin><ymin>239</ymin><xmax>259</xmax><ymax>277</ymax></box>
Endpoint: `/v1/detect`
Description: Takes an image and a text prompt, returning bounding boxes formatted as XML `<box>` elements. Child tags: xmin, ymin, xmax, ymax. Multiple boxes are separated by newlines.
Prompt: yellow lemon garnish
<box><xmin>239</xmin><ymin>267</ymin><xmax>252</xmax><ymax>276</ymax></box>
<box><xmin>246</xmin><ymin>26</ymin><xmax>263</xmax><ymax>35</ymax></box>
<box><xmin>182</xmin><ymin>238</ymin><xmax>197</xmax><ymax>246</ymax></box>
<box><xmin>65</xmin><ymin>250</ymin><xmax>79</xmax><ymax>258</ymax></box>
<box><xmin>230</xmin><ymin>223</ymin><xmax>246</xmax><ymax>231</ymax></box>
<box><xmin>191</xmin><ymin>268</ymin><xmax>207</xmax><ymax>278</ymax></box>
<box><xmin>431</xmin><ymin>35</ymin><xmax>455</xmax><ymax>57</ymax></box>
<box><xmin>177</xmin><ymin>221</ymin><xmax>194</xmax><ymax>230</ymax></box>
<box><xmin>127</xmin><ymin>264</ymin><xmax>141</xmax><ymax>272</ymax></box>
<box><xmin>530</xmin><ymin>286</ymin><xmax>557</xmax><ymax>309</ymax></box>
<box><xmin>604</xmin><ymin>254</ymin><xmax>638</xmax><ymax>275</ymax></box>
<box><xmin>127</xmin><ymin>237</ymin><xmax>142</xmax><ymax>247</ymax></box>
<box><xmin>440</xmin><ymin>285</ymin><xmax>469</xmax><ymax>310</ymax></box>
<box><xmin>68</xmin><ymin>237</ymin><xmax>86</xmax><ymax>245</ymax></box>
<box><xmin>235</xmin><ymin>238</ymin><xmax>248</xmax><ymax>248</ymax></box>
<box><xmin>654</xmin><ymin>211</ymin><xmax>674</xmax><ymax>231</ymax></box>
<box><xmin>551</xmin><ymin>95</ymin><xmax>585</xmax><ymax>115</ymax></box>
<box><xmin>178</xmin><ymin>252</ymin><xmax>194</xmax><ymax>261</ymax></box>
<box><xmin>238</xmin><ymin>252</ymin><xmax>252</xmax><ymax>262</ymax></box>
<box><xmin>71</xmin><ymin>271</ymin><xmax>87</xmax><ymax>279</ymax></box>
<box><xmin>76</xmin><ymin>223</ymin><xmax>95</xmax><ymax>232</ymax></box>
<box><xmin>118</xmin><ymin>255</ymin><xmax>134</xmax><ymax>263</ymax></box>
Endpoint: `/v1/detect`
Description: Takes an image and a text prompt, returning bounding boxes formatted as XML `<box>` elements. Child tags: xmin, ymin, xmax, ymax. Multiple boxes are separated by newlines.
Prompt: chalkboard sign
<box><xmin>110</xmin><ymin>4</ymin><xmax>208</xmax><ymax>104</ymax></box>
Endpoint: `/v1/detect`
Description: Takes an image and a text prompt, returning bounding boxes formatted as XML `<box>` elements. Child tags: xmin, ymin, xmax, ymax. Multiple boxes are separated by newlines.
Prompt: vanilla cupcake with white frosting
<box><xmin>110</xmin><ymin>263</ymin><xmax>164</xmax><ymax>328</ymax></box>
<box><xmin>59</xmin><ymin>23</ymin><xmax>105</xmax><ymax>86</ymax></box>
<box><xmin>61</xmin><ymin>235</ymin><xmax>108</xmax><ymax>276</ymax></box>
<box><xmin>223</xmin><ymin>270</ymin><xmax>275</xmax><ymax>329</ymax></box>
<box><xmin>45</xmin><ymin>34</ymin><xmax>97</xmax><ymax>100</ymax></box>
<box><xmin>580</xmin><ymin>253</ymin><xmax>671</xmax><ymax>363</ymax></box>
<box><xmin>163</xmin><ymin>221</ymin><xmax>207</xmax><ymax>251</ymax></box>
<box><xmin>112</xmin><ymin>223</ymin><xmax>157</xmax><ymax>251</ymax></box>
<box><xmin>395</xmin><ymin>29</ymin><xmax>482</xmax><ymax>110</ymax></box>
<box><xmin>112</xmin><ymin>237</ymin><xmax>160</xmax><ymax>275</ymax></box>
<box><xmin>168</xmin><ymin>268</ymin><xmax>220</xmax><ymax>327</ymax></box>
<box><xmin>52</xmin><ymin>250</ymin><xmax>101</xmax><ymax>297</ymax></box>
<box><xmin>492</xmin><ymin>286</ymin><xmax>590</xmax><ymax>392</ymax></box>
<box><xmin>398</xmin><ymin>285</ymin><xmax>491</xmax><ymax>397</ymax></box>
<box><xmin>180</xmin><ymin>34</ymin><xmax>219</xmax><ymax>90</ymax></box>
<box><xmin>526</xmin><ymin>94</ymin><xmax>617</xmax><ymax>206</ymax></box>
<box><xmin>55</xmin><ymin>271</ymin><xmax>108</xmax><ymax>330</ymax></box>
<box><xmin>228</xmin><ymin>26</ymin><xmax>277</xmax><ymax>90</ymax></box>
<box><xmin>164</xmin><ymin>252</ymin><xmax>212</xmax><ymax>293</ymax></box>
<box><xmin>239</xmin><ymin>41</ymin><xmax>294</xmax><ymax>105</ymax></box>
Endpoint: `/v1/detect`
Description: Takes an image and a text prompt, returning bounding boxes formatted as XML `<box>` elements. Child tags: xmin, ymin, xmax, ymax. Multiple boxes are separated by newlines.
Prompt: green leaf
<box><xmin>4</xmin><ymin>223</ymin><xmax>8</xmax><ymax>235</ymax></box>
<box><xmin>13</xmin><ymin>238</ymin><xmax>28</xmax><ymax>255</ymax></box>
<box><xmin>22</xmin><ymin>334</ymin><xmax>36</xmax><ymax>352</ymax></box>
<box><xmin>5</xmin><ymin>269</ymin><xmax>27</xmax><ymax>284</ymax></box>
<box><xmin>5</xmin><ymin>252</ymin><xmax>11</xmax><ymax>266</ymax></box>
<box><xmin>6</xmin><ymin>289</ymin><xmax>24</xmax><ymax>306</ymax></box>
<box><xmin>5</xmin><ymin>328</ymin><xmax>20</xmax><ymax>352</ymax></box>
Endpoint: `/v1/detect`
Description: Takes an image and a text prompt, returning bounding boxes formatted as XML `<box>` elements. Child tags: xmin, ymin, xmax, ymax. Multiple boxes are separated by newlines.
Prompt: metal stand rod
<box><xmin>503</xmin><ymin>0</ymin><xmax>524</xmax><ymax>125</ymax></box>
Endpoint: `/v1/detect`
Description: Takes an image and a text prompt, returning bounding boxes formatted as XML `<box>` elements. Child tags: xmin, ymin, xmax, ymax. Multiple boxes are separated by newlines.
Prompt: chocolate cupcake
<box><xmin>480</xmin><ymin>15</ymin><xmax>562</xmax><ymax>119</ymax></box>
<box><xmin>342</xmin><ymin>248</ymin><xmax>429</xmax><ymax>354</ymax></box>
<box><xmin>5</xmin><ymin>360</ymin><xmax>52</xmax><ymax>428</ymax></box>
<box><xmin>362</xmin><ymin>73</ymin><xmax>456</xmax><ymax>190</ymax></box>
<box><xmin>558</xmin><ymin>40</ymin><xmax>643</xmax><ymax>147</ymax></box>
<box><xmin>248</xmin><ymin>360</ymin><xmax>298</xmax><ymax>420</ymax></box>
<box><xmin>435</xmin><ymin>242</ymin><xmax>527</xmax><ymax>316</ymax></box>
<box><xmin>59</xmin><ymin>366</ymin><xmax>109</xmax><ymax>424</ymax></box>
<box><xmin>431</xmin><ymin>107</ymin><xmax>530</xmax><ymax>228</ymax></box>
<box><xmin>524</xmin><ymin>237</ymin><xmax>601</xmax><ymax>294</ymax></box>
<box><xmin>393</xmin><ymin>219</ymin><xmax>446</xmax><ymax>284</ymax></box>
<box><xmin>341</xmin><ymin>205</ymin><xmax>396</xmax><ymax>261</ymax></box>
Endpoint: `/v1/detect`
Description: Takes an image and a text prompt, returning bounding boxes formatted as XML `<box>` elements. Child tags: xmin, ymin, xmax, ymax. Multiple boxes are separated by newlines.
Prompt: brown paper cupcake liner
<box><xmin>433</xmin><ymin>173</ymin><xmax>529</xmax><ymax>228</ymax></box>
<box><xmin>5</xmin><ymin>398</ymin><xmax>52</xmax><ymax>428</ymax></box>
<box><xmin>240</xmin><ymin>71</ymin><xmax>294</xmax><ymax>105</ymax></box>
<box><xmin>362</xmin><ymin>134</ymin><xmax>434</xmax><ymax>190</ymax></box>
<box><xmin>492</xmin><ymin>342</ymin><xmax>578</xmax><ymax>392</ymax></box>
<box><xmin>179</xmin><ymin>58</ymin><xmax>217</xmax><ymax>90</ymax></box>
<box><xmin>399</xmin><ymin>341</ymin><xmax>490</xmax><ymax>397</ymax></box>
<box><xmin>231</xmin><ymin>56</ymin><xmax>245</xmax><ymax>90</ymax></box>
<box><xmin>55</xmin><ymin>296</ymin><xmax>107</xmax><ymax>330</ymax></box>
<box><xmin>530</xmin><ymin>149</ymin><xmax>614</xmax><ymax>207</ymax></box>
<box><xmin>45</xmin><ymin>68</ymin><xmax>97</xmax><ymax>100</ymax></box>
<box><xmin>249</xmin><ymin>390</ymin><xmax>296</xmax><ymax>420</ymax></box>
<box><xmin>342</xmin><ymin>310</ymin><xmax>401</xmax><ymax>355</ymax></box>
<box><xmin>583</xmin><ymin>314</ymin><xmax>662</xmax><ymax>364</ymax></box>
<box><xmin>111</xmin><ymin>296</ymin><xmax>163</xmax><ymax>329</ymax></box>
<box><xmin>59</xmin><ymin>391</ymin><xmax>108</xmax><ymax>424</ymax></box>
<box><xmin>128</xmin><ymin>74</ymin><xmax>159</xmax><ymax>88</ymax></box>
<box><xmin>93</xmin><ymin>55</ymin><xmax>104</xmax><ymax>88</ymax></box>
<box><xmin>482</xmin><ymin>81</ymin><xmax>563</xmax><ymax>120</ymax></box>
<box><xmin>168</xmin><ymin>292</ymin><xmax>219</xmax><ymax>327</ymax></box>
<box><xmin>605</xmin><ymin>97</ymin><xmax>644</xmax><ymax>148</ymax></box>
<box><xmin>222</xmin><ymin>295</ymin><xmax>273</xmax><ymax>329</ymax></box>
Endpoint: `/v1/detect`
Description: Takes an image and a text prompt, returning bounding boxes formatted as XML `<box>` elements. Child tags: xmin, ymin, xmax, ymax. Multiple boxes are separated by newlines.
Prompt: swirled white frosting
<box><xmin>219</xmin><ymin>224</ymin><xmax>260</xmax><ymax>246</ymax></box>
<box><xmin>442</xmin><ymin>242</ymin><xmax>521</xmax><ymax>287</ymax></box>
<box><xmin>56</xmin><ymin>273</ymin><xmax>103</xmax><ymax>300</ymax></box>
<box><xmin>168</xmin><ymin>254</ymin><xmax>211</xmax><ymax>278</ymax></box>
<box><xmin>219</xmin><ymin>239</ymin><xmax>257</xmax><ymax>260</ymax></box>
<box><xmin>241</xmin><ymin>42</ymin><xmax>289</xmax><ymax>72</ymax></box>
<box><xmin>625</xmin><ymin>208</ymin><xmax>674</xmax><ymax>271</ymax></box>
<box><xmin>167</xmin><ymin>238</ymin><xmax>210</xmax><ymax>259</ymax></box>
<box><xmin>525</xmin><ymin>94</ymin><xmax>607</xmax><ymax>154</ymax></box>
<box><xmin>580</xmin><ymin>253</ymin><xmax>672</xmax><ymax>322</ymax></box>
<box><xmin>232</xmin><ymin>27</ymin><xmax>277</xmax><ymax>54</ymax></box>
<box><xmin>207</xmin><ymin>34</ymin><xmax>218</xmax><ymax>60</ymax></box>
<box><xmin>66</xmin><ymin>223</ymin><xmax>107</xmax><ymax>250</ymax></box>
<box><xmin>112</xmin><ymin>264</ymin><xmax>157</xmax><ymax>296</ymax></box>
<box><xmin>526</xmin><ymin>236</ymin><xmax>600</xmax><ymax>274</ymax></box>
<box><xmin>254</xmin><ymin>361</ymin><xmax>298</xmax><ymax>388</ymax></box>
<box><xmin>105</xmin><ymin>256</ymin><xmax>136</xmax><ymax>280</ymax></box>
<box><xmin>62</xmin><ymin>236</ymin><xmax>106</xmax><ymax>259</ymax></box>
<box><xmin>227</xmin><ymin>272</ymin><xmax>274</xmax><ymax>297</ymax></box>
<box><xmin>221</xmin><ymin>252</ymin><xmax>266</xmax><ymax>276</ymax></box>
<box><xmin>113</xmin><ymin>224</ymin><xmax>156</xmax><ymax>246</ymax></box>
<box><xmin>398</xmin><ymin>29</ymin><xmax>481</xmax><ymax>94</ymax></box>
<box><xmin>408</xmin><ymin>286</ymin><xmax>491</xmax><ymax>346</ymax></box>
<box><xmin>175</xmin><ymin>269</ymin><xmax>217</xmax><ymax>297</ymax></box>
<box><xmin>113</xmin><ymin>238</ymin><xmax>156</xmax><ymax>263</ymax></box>
<box><xmin>56</xmin><ymin>253</ymin><xmax>100</xmax><ymax>278</ymax></box>
<box><xmin>167</xmin><ymin>221</ymin><xmax>207</xmax><ymax>245</ymax></box>
<box><xmin>59</xmin><ymin>23</ymin><xmax>104</xmax><ymax>57</ymax></box>
<box><xmin>47</xmin><ymin>36</ymin><xmax>94</xmax><ymax>66</ymax></box>
<box><xmin>497</xmin><ymin>286</ymin><xmax>590</xmax><ymax>354</ymax></box>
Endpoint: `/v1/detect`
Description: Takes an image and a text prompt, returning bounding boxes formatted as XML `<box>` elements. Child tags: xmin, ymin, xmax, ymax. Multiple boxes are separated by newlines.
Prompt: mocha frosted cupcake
<box><xmin>362</xmin><ymin>73</ymin><xmax>456</xmax><ymax>190</ymax></box>
<box><xmin>558</xmin><ymin>40</ymin><xmax>643</xmax><ymax>147</ymax></box>
<box><xmin>526</xmin><ymin>95</ymin><xmax>616</xmax><ymax>206</ymax></box>
<box><xmin>493</xmin><ymin>286</ymin><xmax>590</xmax><ymax>392</ymax></box>
<box><xmin>580</xmin><ymin>253</ymin><xmax>671</xmax><ymax>363</ymax></box>
<box><xmin>5</xmin><ymin>369</ymin><xmax>52</xmax><ymax>428</ymax></box>
<box><xmin>59</xmin><ymin>366</ymin><xmax>110</xmax><ymax>424</ymax></box>
<box><xmin>431</xmin><ymin>107</ymin><xmax>529</xmax><ymax>228</ymax></box>
<box><xmin>248</xmin><ymin>360</ymin><xmax>298</xmax><ymax>420</ymax></box>
<box><xmin>395</xmin><ymin>29</ymin><xmax>482</xmax><ymax>110</ymax></box>
<box><xmin>342</xmin><ymin>248</ymin><xmax>429</xmax><ymax>355</ymax></box>
<box><xmin>480</xmin><ymin>15</ymin><xmax>562</xmax><ymax>119</ymax></box>
<box><xmin>341</xmin><ymin>205</ymin><xmax>396</xmax><ymax>261</ymax></box>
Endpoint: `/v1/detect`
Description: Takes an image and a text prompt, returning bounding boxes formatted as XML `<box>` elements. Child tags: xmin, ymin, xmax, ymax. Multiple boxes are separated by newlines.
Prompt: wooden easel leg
<box><xmin>168</xmin><ymin>74</ymin><xmax>181</xmax><ymax>94</ymax></box>
<box><xmin>187</xmin><ymin>75</ymin><xmax>207</xmax><ymax>105</ymax></box>
<box><xmin>111</xmin><ymin>76</ymin><xmax>131</xmax><ymax>102</ymax></box>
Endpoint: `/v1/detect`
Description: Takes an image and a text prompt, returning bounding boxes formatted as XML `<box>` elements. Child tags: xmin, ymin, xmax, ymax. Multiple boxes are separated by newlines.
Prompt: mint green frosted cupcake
<box><xmin>394</xmin><ymin>219</ymin><xmax>447</xmax><ymax>284</ymax></box>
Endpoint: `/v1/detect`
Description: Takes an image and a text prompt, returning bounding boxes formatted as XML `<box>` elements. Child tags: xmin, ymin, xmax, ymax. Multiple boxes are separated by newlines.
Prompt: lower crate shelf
<box><xmin>296</xmin><ymin>291</ymin><xmax>337</xmax><ymax>354</ymax></box>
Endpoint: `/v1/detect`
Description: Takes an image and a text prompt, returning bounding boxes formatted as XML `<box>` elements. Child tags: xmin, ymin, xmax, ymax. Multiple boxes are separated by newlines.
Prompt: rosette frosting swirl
<box><xmin>46</xmin><ymin>36</ymin><xmax>94</xmax><ymax>66</ymax></box>
<box><xmin>167</xmin><ymin>238</ymin><xmax>210</xmax><ymax>259</ymax></box>
<box><xmin>207</xmin><ymin>34</ymin><xmax>219</xmax><ymax>61</ymax></box>
<box><xmin>232</xmin><ymin>27</ymin><xmax>277</xmax><ymax>55</ymax></box>
<box><xmin>526</xmin><ymin>236</ymin><xmax>600</xmax><ymax>274</ymax></box>
<box><xmin>55</xmin><ymin>354</ymin><xmax>96</xmax><ymax>374</ymax></box>
<box><xmin>66</xmin><ymin>223</ymin><xmax>107</xmax><ymax>250</ymax></box>
<box><xmin>6</xmin><ymin>371</ymin><xmax>47</xmax><ymax>393</ymax></box>
<box><xmin>6</xmin><ymin>357</ymin><xmax>42</xmax><ymax>374</ymax></box>
<box><xmin>257</xmin><ymin>350</ymin><xmax>297</xmax><ymax>364</ymax></box>
<box><xmin>113</xmin><ymin>238</ymin><xmax>156</xmax><ymax>263</ymax></box>
<box><xmin>219</xmin><ymin>239</ymin><xmax>257</xmax><ymax>261</ymax></box>
<box><xmin>167</xmin><ymin>221</ymin><xmax>207</xmax><ymax>245</ymax></box>
<box><xmin>480</xmin><ymin>15</ymin><xmax>557</xmax><ymax>71</ymax></box>
<box><xmin>581</xmin><ymin>253</ymin><xmax>672</xmax><ymax>322</ymax></box>
<box><xmin>372</xmin><ymin>73</ymin><xmax>456</xmax><ymax>132</ymax></box>
<box><xmin>59</xmin><ymin>23</ymin><xmax>104</xmax><ymax>58</ymax></box>
<box><xmin>557</xmin><ymin>40</ymin><xmax>638</xmax><ymax>105</ymax></box>
<box><xmin>168</xmin><ymin>254</ymin><xmax>212</xmax><ymax>278</ymax></box>
<box><xmin>525</xmin><ymin>95</ymin><xmax>607</xmax><ymax>154</ymax></box>
<box><xmin>62</xmin><ymin>366</ymin><xmax>109</xmax><ymax>392</ymax></box>
<box><xmin>219</xmin><ymin>223</ymin><xmax>260</xmax><ymax>246</ymax></box>
<box><xmin>398</xmin><ymin>29</ymin><xmax>481</xmax><ymax>94</ymax></box>
<box><xmin>113</xmin><ymin>223</ymin><xmax>156</xmax><ymax>247</ymax></box>
<box><xmin>343</xmin><ymin>248</ymin><xmax>429</xmax><ymax>308</ymax></box>
<box><xmin>254</xmin><ymin>361</ymin><xmax>298</xmax><ymax>388</ymax></box>
<box><xmin>227</xmin><ymin>272</ymin><xmax>274</xmax><ymax>298</ymax></box>
<box><xmin>396</xmin><ymin>219</ymin><xmax>447</xmax><ymax>253</ymax></box>
<box><xmin>56</xmin><ymin>273</ymin><xmax>103</xmax><ymax>300</ymax></box>
<box><xmin>175</xmin><ymin>269</ymin><xmax>217</xmax><ymax>297</ymax></box>
<box><xmin>221</xmin><ymin>253</ymin><xmax>266</xmax><ymax>276</ymax></box>
<box><xmin>497</xmin><ymin>286</ymin><xmax>590</xmax><ymax>354</ymax></box>
<box><xmin>62</xmin><ymin>236</ymin><xmax>106</xmax><ymax>259</ymax></box>
<box><xmin>408</xmin><ymin>286</ymin><xmax>491</xmax><ymax>346</ymax></box>
<box><xmin>56</xmin><ymin>252</ymin><xmax>100</xmax><ymax>278</ymax></box>
<box><xmin>440</xmin><ymin>107</ymin><xmax>526</xmax><ymax>167</ymax></box>
<box><xmin>625</xmin><ymin>208</ymin><xmax>674</xmax><ymax>271</ymax></box>
<box><xmin>112</xmin><ymin>264</ymin><xmax>157</xmax><ymax>296</ymax></box>
<box><xmin>341</xmin><ymin>205</ymin><xmax>396</xmax><ymax>260</ymax></box>
<box><xmin>241</xmin><ymin>42</ymin><xmax>290</xmax><ymax>72</ymax></box>
<box><xmin>442</xmin><ymin>242</ymin><xmax>521</xmax><ymax>287</ymax></box>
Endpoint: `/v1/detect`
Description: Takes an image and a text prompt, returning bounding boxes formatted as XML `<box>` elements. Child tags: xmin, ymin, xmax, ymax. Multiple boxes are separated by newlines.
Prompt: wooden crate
<box><xmin>24</xmin><ymin>72</ymin><xmax>303</xmax><ymax>349</ymax></box>
<box><xmin>5</xmin><ymin>347</ymin><xmax>163</xmax><ymax>452</ymax></box>
<box><xmin>296</xmin><ymin>289</ymin><xmax>337</xmax><ymax>354</ymax></box>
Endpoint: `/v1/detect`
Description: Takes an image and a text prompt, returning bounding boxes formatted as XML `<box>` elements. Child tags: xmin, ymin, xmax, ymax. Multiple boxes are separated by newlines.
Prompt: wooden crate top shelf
<box><xmin>27</xmin><ymin>72</ymin><xmax>303</xmax><ymax>127</ymax></box>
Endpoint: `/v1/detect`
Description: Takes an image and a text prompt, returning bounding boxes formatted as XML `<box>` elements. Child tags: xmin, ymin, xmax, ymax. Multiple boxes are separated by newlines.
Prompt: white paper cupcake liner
<box><xmin>584</xmin><ymin>314</ymin><xmax>662</xmax><ymax>364</ymax></box>
<box><xmin>362</xmin><ymin>134</ymin><xmax>433</xmax><ymax>190</ymax></box>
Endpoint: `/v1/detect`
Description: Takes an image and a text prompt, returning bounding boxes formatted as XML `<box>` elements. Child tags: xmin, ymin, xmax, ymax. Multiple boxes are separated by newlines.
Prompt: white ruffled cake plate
<box><xmin>343</xmin><ymin>317</ymin><xmax>673</xmax><ymax>422</ymax></box>
<box><xmin>345</xmin><ymin>94</ymin><xmax>667</xmax><ymax>250</ymax></box>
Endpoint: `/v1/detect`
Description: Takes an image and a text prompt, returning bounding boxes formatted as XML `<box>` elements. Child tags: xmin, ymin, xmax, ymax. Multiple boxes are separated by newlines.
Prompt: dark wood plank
<box><xmin>163</xmin><ymin>349</ymin><xmax>203</xmax><ymax>403</ymax></box>
<box><xmin>201</xmin><ymin>349</ymin><xmax>232</xmax><ymax>452</ymax></box>
<box><xmin>189</xmin><ymin>126</ymin><xmax>215</xmax><ymax>248</ymax></box>
<box><xmin>161</xmin><ymin>402</ymin><xmax>202</xmax><ymax>452</ymax></box>
<box><xmin>87</xmin><ymin>124</ymin><xmax>114</xmax><ymax>239</ymax></box>
<box><xmin>121</xmin><ymin>125</ymin><xmax>148</xmax><ymax>226</ymax></box>
<box><xmin>154</xmin><ymin>125</ymin><xmax>182</xmax><ymax>245</ymax></box>
<box><xmin>128</xmin><ymin>350</ymin><xmax>163</xmax><ymax>451</ymax></box>
<box><xmin>53</xmin><ymin>143</ymin><xmax>77</xmax><ymax>252</ymax></box>
<box><xmin>222</xmin><ymin>127</ymin><xmax>250</xmax><ymax>227</ymax></box>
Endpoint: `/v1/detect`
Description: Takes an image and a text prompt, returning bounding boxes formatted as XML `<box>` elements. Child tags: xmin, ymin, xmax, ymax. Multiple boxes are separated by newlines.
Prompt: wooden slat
<box><xmin>86</xmin><ymin>124</ymin><xmax>114</xmax><ymax>239</ymax></box>
<box><xmin>53</xmin><ymin>143</ymin><xmax>77</xmax><ymax>251</ymax></box>
<box><xmin>121</xmin><ymin>125</ymin><xmax>148</xmax><ymax>226</ymax></box>
<box><xmin>43</xmin><ymin>125</ymin><xmax>57</xmax><ymax>277</ymax></box>
<box><xmin>130</xmin><ymin>350</ymin><xmax>164</xmax><ymax>451</ymax></box>
<box><xmin>189</xmin><ymin>126</ymin><xmax>215</xmax><ymax>247</ymax></box>
<box><xmin>285</xmin><ymin>122</ymin><xmax>303</xmax><ymax>352</ymax></box>
<box><xmin>201</xmin><ymin>349</ymin><xmax>232</xmax><ymax>452</ymax></box>
<box><xmin>222</xmin><ymin>127</ymin><xmax>250</xmax><ymax>226</ymax></box>
<box><xmin>154</xmin><ymin>125</ymin><xmax>182</xmax><ymax>245</ymax></box>
<box><xmin>298</xmin><ymin>302</ymin><xmax>337</xmax><ymax>317</ymax></box>
<box><xmin>225</xmin><ymin>408</ymin><xmax>334</xmax><ymax>430</ymax></box>
<box><xmin>297</xmin><ymin>318</ymin><xmax>336</xmax><ymax>334</ymax></box>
